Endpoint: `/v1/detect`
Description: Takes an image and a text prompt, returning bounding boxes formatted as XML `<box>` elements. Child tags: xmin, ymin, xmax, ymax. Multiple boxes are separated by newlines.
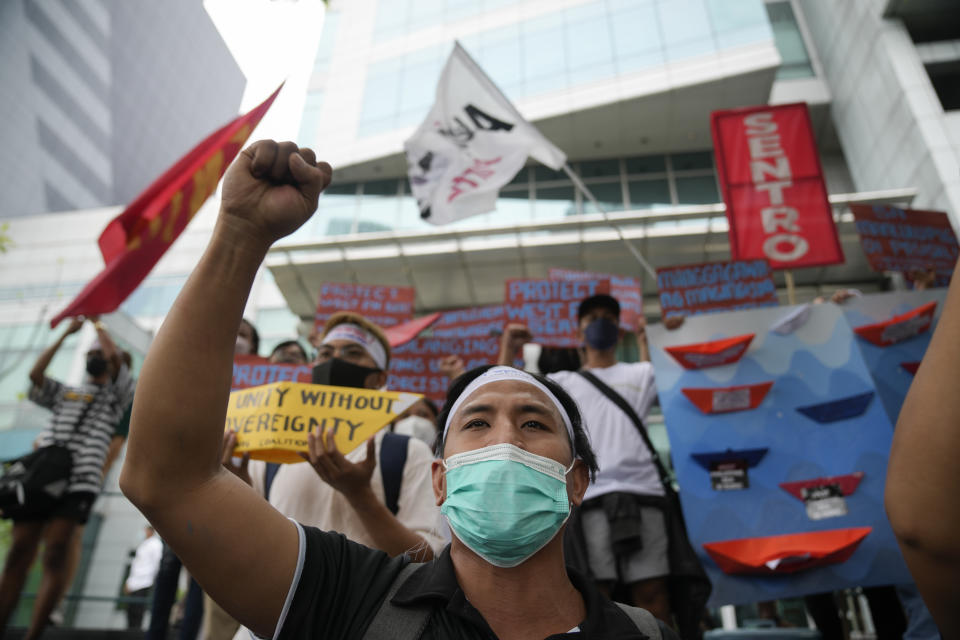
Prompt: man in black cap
<box><xmin>499</xmin><ymin>293</ymin><xmax>674</xmax><ymax>623</ymax></box>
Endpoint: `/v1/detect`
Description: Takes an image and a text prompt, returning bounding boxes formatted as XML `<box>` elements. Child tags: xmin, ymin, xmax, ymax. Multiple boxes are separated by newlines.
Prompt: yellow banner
<box><xmin>225</xmin><ymin>382</ymin><xmax>422</xmax><ymax>463</ymax></box>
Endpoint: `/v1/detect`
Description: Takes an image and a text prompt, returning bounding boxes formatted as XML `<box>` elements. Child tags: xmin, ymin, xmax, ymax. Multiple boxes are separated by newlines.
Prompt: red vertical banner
<box><xmin>711</xmin><ymin>102</ymin><xmax>843</xmax><ymax>270</ymax></box>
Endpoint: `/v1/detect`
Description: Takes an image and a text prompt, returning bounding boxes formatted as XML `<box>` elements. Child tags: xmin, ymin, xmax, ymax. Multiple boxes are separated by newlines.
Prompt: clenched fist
<box><xmin>220</xmin><ymin>140</ymin><xmax>332</xmax><ymax>247</ymax></box>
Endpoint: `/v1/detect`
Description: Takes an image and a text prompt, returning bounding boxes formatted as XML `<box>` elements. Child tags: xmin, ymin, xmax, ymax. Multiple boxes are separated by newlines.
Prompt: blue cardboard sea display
<box><xmin>842</xmin><ymin>290</ymin><xmax>946</xmax><ymax>425</ymax></box>
<box><xmin>795</xmin><ymin>391</ymin><xmax>875</xmax><ymax>424</ymax></box>
<box><xmin>647</xmin><ymin>303</ymin><xmax>911</xmax><ymax>606</ymax></box>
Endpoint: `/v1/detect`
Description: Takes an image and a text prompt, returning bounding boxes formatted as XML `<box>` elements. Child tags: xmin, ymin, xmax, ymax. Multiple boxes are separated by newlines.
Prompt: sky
<box><xmin>204</xmin><ymin>0</ymin><xmax>326</xmax><ymax>145</ymax></box>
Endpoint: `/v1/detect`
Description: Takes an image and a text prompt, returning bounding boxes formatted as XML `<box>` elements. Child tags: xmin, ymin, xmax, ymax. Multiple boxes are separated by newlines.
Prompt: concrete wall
<box><xmin>800</xmin><ymin>0</ymin><xmax>960</xmax><ymax>222</ymax></box>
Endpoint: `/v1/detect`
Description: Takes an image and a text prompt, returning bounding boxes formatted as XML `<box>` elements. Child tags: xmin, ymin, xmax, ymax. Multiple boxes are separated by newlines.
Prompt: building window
<box><xmin>926</xmin><ymin>60</ymin><xmax>960</xmax><ymax>111</ymax></box>
<box><xmin>764</xmin><ymin>1</ymin><xmax>814</xmax><ymax>79</ymax></box>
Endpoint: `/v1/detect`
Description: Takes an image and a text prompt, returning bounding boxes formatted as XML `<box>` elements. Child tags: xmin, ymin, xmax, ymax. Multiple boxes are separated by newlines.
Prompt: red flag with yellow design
<box><xmin>50</xmin><ymin>84</ymin><xmax>283</xmax><ymax>327</ymax></box>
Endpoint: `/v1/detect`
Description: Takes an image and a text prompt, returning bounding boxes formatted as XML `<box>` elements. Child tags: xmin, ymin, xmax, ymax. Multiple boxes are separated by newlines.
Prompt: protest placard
<box><xmin>225</xmin><ymin>382</ymin><xmax>420</xmax><ymax>463</ymax></box>
<box><xmin>232</xmin><ymin>355</ymin><xmax>313</xmax><ymax>391</ymax></box>
<box><xmin>656</xmin><ymin>259</ymin><xmax>778</xmax><ymax>318</ymax></box>
<box><xmin>388</xmin><ymin>336</ymin><xmax>501</xmax><ymax>404</ymax></box>
<box><xmin>315</xmin><ymin>283</ymin><xmax>415</xmax><ymax>331</ymax></box>
<box><xmin>548</xmin><ymin>268</ymin><xmax>643</xmax><ymax>331</ymax></box>
<box><xmin>647</xmin><ymin>304</ymin><xmax>910</xmax><ymax>605</ymax></box>
<box><xmin>850</xmin><ymin>204</ymin><xmax>959</xmax><ymax>279</ymax></box>
<box><xmin>431</xmin><ymin>305</ymin><xmax>506</xmax><ymax>338</ymax></box>
<box><xmin>505</xmin><ymin>278</ymin><xmax>610</xmax><ymax>347</ymax></box>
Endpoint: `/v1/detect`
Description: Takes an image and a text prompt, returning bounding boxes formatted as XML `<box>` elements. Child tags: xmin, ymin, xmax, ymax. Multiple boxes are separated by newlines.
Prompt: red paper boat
<box><xmin>853</xmin><ymin>301</ymin><xmax>936</xmax><ymax>347</ymax></box>
<box><xmin>665</xmin><ymin>333</ymin><xmax>755</xmax><ymax>370</ymax></box>
<box><xmin>681</xmin><ymin>381</ymin><xmax>773</xmax><ymax>414</ymax></box>
<box><xmin>703</xmin><ymin>527</ymin><xmax>872</xmax><ymax>575</ymax></box>
<box><xmin>779</xmin><ymin>472</ymin><xmax>864</xmax><ymax>501</ymax></box>
<box><xmin>900</xmin><ymin>361</ymin><xmax>920</xmax><ymax>375</ymax></box>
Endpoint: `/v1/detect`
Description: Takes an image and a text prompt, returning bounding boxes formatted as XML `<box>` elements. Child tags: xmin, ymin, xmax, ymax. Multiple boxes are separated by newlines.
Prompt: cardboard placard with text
<box><xmin>232</xmin><ymin>355</ymin><xmax>313</xmax><ymax>391</ymax></box>
<box><xmin>657</xmin><ymin>260</ymin><xmax>779</xmax><ymax>318</ymax></box>
<box><xmin>315</xmin><ymin>283</ymin><xmax>415</xmax><ymax>331</ymax></box>
<box><xmin>431</xmin><ymin>305</ymin><xmax>506</xmax><ymax>338</ymax></box>
<box><xmin>388</xmin><ymin>337</ymin><xmax>501</xmax><ymax>404</ymax></box>
<box><xmin>548</xmin><ymin>268</ymin><xmax>643</xmax><ymax>331</ymax></box>
<box><xmin>850</xmin><ymin>204</ymin><xmax>958</xmax><ymax>279</ymax></box>
<box><xmin>225</xmin><ymin>382</ymin><xmax>420</xmax><ymax>463</ymax></box>
<box><xmin>505</xmin><ymin>278</ymin><xmax>610</xmax><ymax>347</ymax></box>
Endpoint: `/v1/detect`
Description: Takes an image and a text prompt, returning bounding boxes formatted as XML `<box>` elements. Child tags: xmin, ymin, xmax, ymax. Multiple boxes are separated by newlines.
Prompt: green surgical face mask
<box><xmin>441</xmin><ymin>443</ymin><xmax>573</xmax><ymax>568</ymax></box>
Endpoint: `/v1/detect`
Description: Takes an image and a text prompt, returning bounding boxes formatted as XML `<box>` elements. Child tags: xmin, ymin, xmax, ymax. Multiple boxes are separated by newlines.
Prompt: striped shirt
<box><xmin>30</xmin><ymin>366</ymin><xmax>135</xmax><ymax>495</ymax></box>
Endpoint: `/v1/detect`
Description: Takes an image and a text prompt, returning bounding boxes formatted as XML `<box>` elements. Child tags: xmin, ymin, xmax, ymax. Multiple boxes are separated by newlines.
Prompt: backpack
<box><xmin>264</xmin><ymin>432</ymin><xmax>409</xmax><ymax>515</ymax></box>
<box><xmin>362</xmin><ymin>563</ymin><xmax>663</xmax><ymax>639</ymax></box>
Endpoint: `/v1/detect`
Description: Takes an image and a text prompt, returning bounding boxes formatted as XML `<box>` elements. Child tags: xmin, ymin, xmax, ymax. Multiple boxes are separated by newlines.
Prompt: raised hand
<box><xmin>299</xmin><ymin>424</ymin><xmax>376</xmax><ymax>501</ymax></box>
<box><xmin>220</xmin><ymin>140</ymin><xmax>332</xmax><ymax>247</ymax></box>
<box><xmin>439</xmin><ymin>355</ymin><xmax>466</xmax><ymax>380</ymax></box>
<box><xmin>220</xmin><ymin>430</ymin><xmax>252</xmax><ymax>486</ymax></box>
<box><xmin>65</xmin><ymin>317</ymin><xmax>85</xmax><ymax>335</ymax></box>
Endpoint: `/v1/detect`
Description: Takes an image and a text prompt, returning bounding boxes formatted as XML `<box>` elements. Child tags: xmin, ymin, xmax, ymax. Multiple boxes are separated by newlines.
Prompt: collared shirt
<box><xmin>274</xmin><ymin>524</ymin><xmax>676</xmax><ymax>640</ymax></box>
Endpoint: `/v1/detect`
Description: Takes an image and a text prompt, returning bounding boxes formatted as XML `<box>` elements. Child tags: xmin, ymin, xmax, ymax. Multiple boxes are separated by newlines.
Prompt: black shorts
<box><xmin>12</xmin><ymin>491</ymin><xmax>97</xmax><ymax>525</ymax></box>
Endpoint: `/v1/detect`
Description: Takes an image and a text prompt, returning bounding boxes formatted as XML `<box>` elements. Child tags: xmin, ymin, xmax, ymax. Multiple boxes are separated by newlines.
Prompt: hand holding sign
<box><xmin>301</xmin><ymin>425</ymin><xmax>376</xmax><ymax>501</ymax></box>
<box><xmin>221</xmin><ymin>430</ymin><xmax>252</xmax><ymax>486</ymax></box>
<box><xmin>221</xmin><ymin>140</ymin><xmax>332</xmax><ymax>247</ymax></box>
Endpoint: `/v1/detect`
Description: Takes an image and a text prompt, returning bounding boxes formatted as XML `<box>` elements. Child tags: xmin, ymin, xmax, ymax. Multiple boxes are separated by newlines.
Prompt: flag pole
<box><xmin>562</xmin><ymin>163</ymin><xmax>657</xmax><ymax>280</ymax></box>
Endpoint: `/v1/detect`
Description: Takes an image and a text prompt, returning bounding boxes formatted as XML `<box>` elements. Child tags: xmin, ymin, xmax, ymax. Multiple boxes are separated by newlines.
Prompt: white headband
<box><xmin>442</xmin><ymin>366</ymin><xmax>576</xmax><ymax>450</ymax></box>
<box><xmin>322</xmin><ymin>323</ymin><xmax>388</xmax><ymax>370</ymax></box>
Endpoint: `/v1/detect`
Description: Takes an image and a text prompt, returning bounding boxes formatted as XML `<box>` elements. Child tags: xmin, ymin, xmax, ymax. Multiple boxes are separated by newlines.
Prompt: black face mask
<box><xmin>86</xmin><ymin>355</ymin><xmax>108</xmax><ymax>377</ymax></box>
<box><xmin>312</xmin><ymin>358</ymin><xmax>380</xmax><ymax>389</ymax></box>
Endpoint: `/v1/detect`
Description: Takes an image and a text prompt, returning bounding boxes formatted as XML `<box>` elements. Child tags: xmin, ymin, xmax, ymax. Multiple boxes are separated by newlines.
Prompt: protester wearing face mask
<box><xmin>235</xmin><ymin>318</ymin><xmax>260</xmax><ymax>356</ymax></box>
<box><xmin>1</xmin><ymin>316</ymin><xmax>134</xmax><ymax>640</ymax></box>
<box><xmin>120</xmin><ymin>140</ymin><xmax>676</xmax><ymax>639</ymax></box>
<box><xmin>205</xmin><ymin>311</ymin><xmax>444</xmax><ymax>640</ymax></box>
<box><xmin>499</xmin><ymin>295</ymin><xmax>700</xmax><ymax>630</ymax></box>
<box><xmin>392</xmin><ymin>397</ymin><xmax>439</xmax><ymax>446</ymax></box>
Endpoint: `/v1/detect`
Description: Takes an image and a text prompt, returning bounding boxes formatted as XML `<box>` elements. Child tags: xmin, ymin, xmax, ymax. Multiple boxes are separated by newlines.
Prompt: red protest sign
<box><xmin>387</xmin><ymin>337</ymin><xmax>501</xmax><ymax>404</ymax></box>
<box><xmin>549</xmin><ymin>268</ymin><xmax>643</xmax><ymax>331</ymax></box>
<box><xmin>315</xmin><ymin>283</ymin><xmax>415</xmax><ymax>331</ymax></box>
<box><xmin>711</xmin><ymin>102</ymin><xmax>843</xmax><ymax>269</ymax></box>
<box><xmin>505</xmin><ymin>278</ymin><xmax>610</xmax><ymax>347</ymax></box>
<box><xmin>656</xmin><ymin>259</ymin><xmax>778</xmax><ymax>318</ymax></box>
<box><xmin>232</xmin><ymin>355</ymin><xmax>313</xmax><ymax>391</ymax></box>
<box><xmin>850</xmin><ymin>204</ymin><xmax>958</xmax><ymax>278</ymax></box>
<box><xmin>432</xmin><ymin>305</ymin><xmax>506</xmax><ymax>338</ymax></box>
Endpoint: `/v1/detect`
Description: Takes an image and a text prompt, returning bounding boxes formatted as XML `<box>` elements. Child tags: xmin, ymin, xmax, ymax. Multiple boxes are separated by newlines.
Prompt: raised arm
<box><xmin>29</xmin><ymin>318</ymin><xmax>83</xmax><ymax>387</ymax></box>
<box><xmin>886</xmin><ymin>261</ymin><xmax>960</xmax><ymax>638</ymax></box>
<box><xmin>89</xmin><ymin>316</ymin><xmax>122</xmax><ymax>377</ymax></box>
<box><xmin>498</xmin><ymin>323</ymin><xmax>531</xmax><ymax>366</ymax></box>
<box><xmin>119</xmin><ymin>141</ymin><xmax>331</xmax><ymax>638</ymax></box>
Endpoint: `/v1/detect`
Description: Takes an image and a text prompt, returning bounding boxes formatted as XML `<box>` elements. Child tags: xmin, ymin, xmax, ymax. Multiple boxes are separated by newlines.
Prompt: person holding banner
<box><xmin>233</xmin><ymin>312</ymin><xmax>444</xmax><ymax>563</ymax></box>
<box><xmin>120</xmin><ymin>140</ymin><xmax>677</xmax><ymax>639</ymax></box>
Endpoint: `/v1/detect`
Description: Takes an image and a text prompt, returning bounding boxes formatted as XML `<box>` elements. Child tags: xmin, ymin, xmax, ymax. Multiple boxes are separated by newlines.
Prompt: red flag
<box><xmin>711</xmin><ymin>102</ymin><xmax>843</xmax><ymax>269</ymax></box>
<box><xmin>50</xmin><ymin>84</ymin><xmax>283</xmax><ymax>327</ymax></box>
<box><xmin>384</xmin><ymin>313</ymin><xmax>441</xmax><ymax>348</ymax></box>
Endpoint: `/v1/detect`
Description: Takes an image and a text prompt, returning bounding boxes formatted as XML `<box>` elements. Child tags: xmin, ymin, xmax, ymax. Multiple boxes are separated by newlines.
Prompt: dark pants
<box><xmin>147</xmin><ymin>544</ymin><xmax>203</xmax><ymax>640</ymax></box>
<box><xmin>126</xmin><ymin>587</ymin><xmax>151</xmax><ymax>630</ymax></box>
<box><xmin>806</xmin><ymin>586</ymin><xmax>906</xmax><ymax>640</ymax></box>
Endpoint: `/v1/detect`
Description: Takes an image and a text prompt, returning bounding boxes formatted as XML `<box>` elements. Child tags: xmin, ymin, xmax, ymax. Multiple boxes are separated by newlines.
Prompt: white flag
<box><xmin>404</xmin><ymin>43</ymin><xmax>566</xmax><ymax>226</ymax></box>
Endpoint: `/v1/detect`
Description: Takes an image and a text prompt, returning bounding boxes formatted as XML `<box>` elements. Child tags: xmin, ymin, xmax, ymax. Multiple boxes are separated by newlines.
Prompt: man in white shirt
<box><xmin>218</xmin><ymin>312</ymin><xmax>444</xmax><ymax>640</ymax></box>
<box><xmin>124</xmin><ymin>526</ymin><xmax>163</xmax><ymax>630</ymax></box>
<box><xmin>499</xmin><ymin>294</ymin><xmax>674</xmax><ymax>624</ymax></box>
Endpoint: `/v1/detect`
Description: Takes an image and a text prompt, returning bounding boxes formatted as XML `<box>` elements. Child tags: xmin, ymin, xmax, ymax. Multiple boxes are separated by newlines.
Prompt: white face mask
<box><xmin>393</xmin><ymin>415</ymin><xmax>437</xmax><ymax>446</ymax></box>
<box><xmin>235</xmin><ymin>336</ymin><xmax>252</xmax><ymax>355</ymax></box>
